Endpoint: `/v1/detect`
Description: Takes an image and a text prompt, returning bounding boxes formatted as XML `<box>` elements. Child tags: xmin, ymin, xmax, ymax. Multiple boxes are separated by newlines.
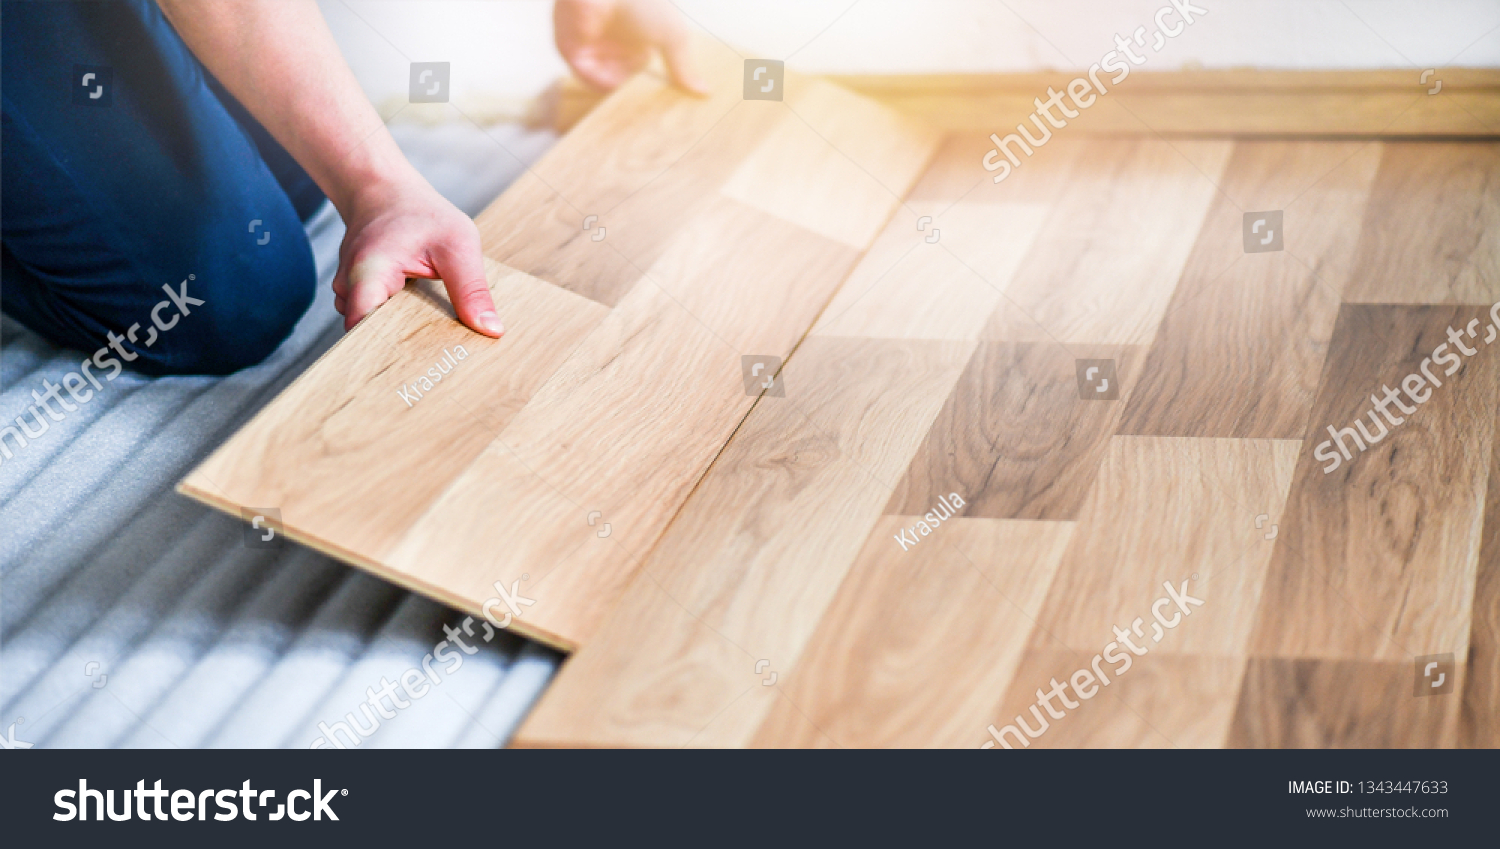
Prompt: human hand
<box><xmin>554</xmin><ymin>0</ymin><xmax>708</xmax><ymax>94</ymax></box>
<box><xmin>157</xmin><ymin>0</ymin><xmax>502</xmax><ymax>337</ymax></box>
<box><xmin>331</xmin><ymin>176</ymin><xmax>503</xmax><ymax>336</ymax></box>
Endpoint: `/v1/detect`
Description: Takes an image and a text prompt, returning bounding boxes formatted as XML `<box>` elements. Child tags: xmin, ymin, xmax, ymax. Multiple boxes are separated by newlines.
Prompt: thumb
<box><xmin>567</xmin><ymin>49</ymin><xmax>630</xmax><ymax>92</ymax></box>
<box><xmin>659</xmin><ymin>28</ymin><xmax>708</xmax><ymax>96</ymax></box>
<box><xmin>431</xmin><ymin>242</ymin><xmax>503</xmax><ymax>337</ymax></box>
<box><xmin>344</xmin><ymin>254</ymin><xmax>406</xmax><ymax>331</ymax></box>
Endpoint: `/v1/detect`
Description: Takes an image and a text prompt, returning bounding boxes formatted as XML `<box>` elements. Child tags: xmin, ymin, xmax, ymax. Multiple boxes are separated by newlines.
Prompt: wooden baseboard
<box><xmin>548</xmin><ymin>69</ymin><xmax>1500</xmax><ymax>137</ymax></box>
<box><xmin>831</xmin><ymin>69</ymin><xmax>1500</xmax><ymax>136</ymax></box>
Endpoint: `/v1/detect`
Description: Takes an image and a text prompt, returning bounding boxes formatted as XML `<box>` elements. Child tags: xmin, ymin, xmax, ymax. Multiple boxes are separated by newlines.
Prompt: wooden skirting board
<box><xmin>550</xmin><ymin>68</ymin><xmax>1500</xmax><ymax>137</ymax></box>
<box><xmin>183</xmin><ymin>48</ymin><xmax>1500</xmax><ymax>745</ymax></box>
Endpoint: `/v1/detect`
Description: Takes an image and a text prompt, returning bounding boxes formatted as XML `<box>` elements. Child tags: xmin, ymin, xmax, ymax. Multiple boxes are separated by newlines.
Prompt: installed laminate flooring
<box><xmin>515</xmin><ymin>134</ymin><xmax>1500</xmax><ymax>748</ymax></box>
<box><xmin>182</xmin><ymin>65</ymin><xmax>1500</xmax><ymax>746</ymax></box>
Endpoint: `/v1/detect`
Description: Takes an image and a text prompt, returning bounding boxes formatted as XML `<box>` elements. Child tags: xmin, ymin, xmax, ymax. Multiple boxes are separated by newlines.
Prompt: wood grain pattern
<box><xmin>1229</xmin><ymin>659</ymin><xmax>1460</xmax><ymax>748</ymax></box>
<box><xmin>971</xmin><ymin>437</ymin><xmax>1299</xmax><ymax>748</ymax></box>
<box><xmin>984</xmin><ymin>649</ymin><xmax>1248</xmax><ymax>748</ymax></box>
<box><xmin>524</xmin><ymin>141</ymin><xmax>1497</xmax><ymax>748</ymax></box>
<box><xmin>476</xmin><ymin>42</ymin><xmax>763</xmax><ymax>307</ymax></box>
<box><xmin>905</xmin><ymin>131</ymin><xmax>1090</xmax><ymax>208</ymax></box>
<box><xmin>187</xmin><ymin>110</ymin><xmax>1500</xmax><ymax>746</ymax></box>
<box><xmin>1026</xmin><ymin>436</ymin><xmax>1302</xmax><ymax>658</ymax></box>
<box><xmin>1246</xmin><ymin>305</ymin><xmax>1499</xmax><ymax>662</ymax></box>
<box><xmin>515</xmin><ymin>337</ymin><xmax>974</xmax><ymax>746</ymax></box>
<box><xmin>1117</xmin><ymin>142</ymin><xmax>1383</xmax><ymax>438</ymax></box>
<box><xmin>182</xmin><ymin>71</ymin><xmax>940</xmax><ymax>650</ymax></box>
<box><xmin>722</xmin><ymin>80</ymin><xmax>940</xmax><ymax>250</ymax></box>
<box><xmin>955</xmin><ymin>436</ymin><xmax>1297</xmax><ymax>750</ymax></box>
<box><xmin>1343</xmin><ymin>143</ymin><xmax>1500</xmax><ymax>305</ymax></box>
<box><xmin>810</xmin><ymin>203</ymin><xmax>1047</xmax><ymax>341</ymax></box>
<box><xmin>181</xmin><ymin>260</ymin><xmax>609</xmax><ymax>568</ymax></box>
<box><xmin>751</xmin><ymin>518</ymin><xmax>1074</xmax><ymax>748</ymax></box>
<box><xmin>385</xmin><ymin>199</ymin><xmax>866</xmax><ymax>646</ymax></box>
<box><xmin>1461</xmin><ymin>410</ymin><xmax>1500</xmax><ymax>747</ymax></box>
<box><xmin>978</xmin><ymin>138</ymin><xmax>1233</xmax><ymax>346</ymax></box>
<box><xmin>886</xmin><ymin>342</ymin><xmax>1144</xmax><ymax>521</ymax></box>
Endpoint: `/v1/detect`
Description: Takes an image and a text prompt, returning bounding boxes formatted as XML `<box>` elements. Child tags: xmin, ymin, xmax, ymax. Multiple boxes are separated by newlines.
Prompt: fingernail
<box><xmin>478</xmin><ymin>310</ymin><xmax>504</xmax><ymax>336</ymax></box>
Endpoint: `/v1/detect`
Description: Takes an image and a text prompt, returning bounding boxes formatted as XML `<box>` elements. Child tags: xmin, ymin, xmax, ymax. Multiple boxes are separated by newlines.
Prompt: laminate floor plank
<box><xmin>1024</xmin><ymin>436</ymin><xmax>1301</xmax><ymax>657</ymax></box>
<box><xmin>474</xmin><ymin>41</ymin><xmax>765</xmax><ymax>306</ymax></box>
<box><xmin>886</xmin><ymin>341</ymin><xmax>1145</xmax><ymax>521</ymax></box>
<box><xmin>905</xmin><ymin>131</ymin><xmax>1090</xmax><ymax>208</ymax></box>
<box><xmin>1460</xmin><ymin>411</ymin><xmax>1500</xmax><ymax>747</ymax></box>
<box><xmin>385</xmin><ymin>200</ymin><xmax>867</xmax><ymax>647</ymax></box>
<box><xmin>984</xmin><ymin>649</ymin><xmax>1247</xmax><ymax>749</ymax></box>
<box><xmin>810</xmin><ymin>203</ymin><xmax>1047</xmax><ymax>342</ymax></box>
<box><xmin>1117</xmin><ymin>141</ymin><xmax>1383</xmax><ymax>438</ymax></box>
<box><xmin>974</xmin><ymin>437</ymin><xmax>1297</xmax><ymax>750</ymax></box>
<box><xmin>751</xmin><ymin>518</ymin><xmax>1074</xmax><ymax>749</ymax></box>
<box><xmin>1228</xmin><ymin>659</ymin><xmax>1460</xmax><ymax>748</ymax></box>
<box><xmin>182</xmin><ymin>96</ymin><xmax>1500</xmax><ymax>746</ymax></box>
<box><xmin>515</xmin><ymin>337</ymin><xmax>975</xmax><ymax>746</ymax></box>
<box><xmin>1246</xmin><ymin>305</ymin><xmax>1500</xmax><ymax>662</ymax></box>
<box><xmin>979</xmin><ymin>138</ymin><xmax>1234</xmax><ymax>346</ymax></box>
<box><xmin>181</xmin><ymin>261</ymin><xmax>609</xmax><ymax>568</ymax></box>
<box><xmin>1343</xmin><ymin>142</ymin><xmax>1500</xmax><ymax>305</ymax></box>
<box><xmin>183</xmin><ymin>71</ymin><xmax>941</xmax><ymax>651</ymax></box>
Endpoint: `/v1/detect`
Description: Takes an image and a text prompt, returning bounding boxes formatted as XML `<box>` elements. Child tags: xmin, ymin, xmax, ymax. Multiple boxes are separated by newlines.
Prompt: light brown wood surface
<box><xmin>553</xmin><ymin>70</ymin><xmax>1500</xmax><ymax>136</ymax></box>
<box><xmin>183</xmin><ymin>58</ymin><xmax>1500</xmax><ymax>745</ymax></box>
<box><xmin>516</xmin><ymin>135</ymin><xmax>1500</xmax><ymax>748</ymax></box>
<box><xmin>1117</xmin><ymin>141</ymin><xmax>1383</xmax><ymax>438</ymax></box>
<box><xmin>180</xmin><ymin>48</ymin><xmax>940</xmax><ymax>650</ymax></box>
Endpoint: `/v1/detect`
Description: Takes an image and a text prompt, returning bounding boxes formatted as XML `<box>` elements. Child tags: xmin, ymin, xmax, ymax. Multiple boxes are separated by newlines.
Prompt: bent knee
<box><xmin>131</xmin><ymin>245</ymin><xmax>316</xmax><ymax>376</ymax></box>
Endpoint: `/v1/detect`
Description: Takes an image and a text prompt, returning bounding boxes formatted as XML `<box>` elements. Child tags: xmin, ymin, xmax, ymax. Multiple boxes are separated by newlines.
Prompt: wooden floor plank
<box><xmin>1247</xmin><ymin>305</ymin><xmax>1500</xmax><ymax>662</ymax></box>
<box><xmin>1024</xmin><ymin>436</ymin><xmax>1301</xmax><ymax>657</ymax></box>
<box><xmin>1117</xmin><ymin>141</ymin><xmax>1383</xmax><ymax>438</ymax></box>
<box><xmin>1228</xmin><ymin>659</ymin><xmax>1460</xmax><ymax>748</ymax></box>
<box><xmin>384</xmin><ymin>200</ymin><xmax>866</xmax><ymax>648</ymax></box>
<box><xmin>751</xmin><ymin>518</ymin><xmax>1074</xmax><ymax>749</ymax></box>
<box><xmin>182</xmin><ymin>72</ymin><xmax>940</xmax><ymax>651</ymax></box>
<box><xmin>886</xmin><ymin>341</ymin><xmax>1144</xmax><ymax>521</ymax></box>
<box><xmin>1461</xmin><ymin>409</ymin><xmax>1500</xmax><ymax>747</ymax></box>
<box><xmin>180</xmin><ymin>260</ymin><xmax>609</xmax><ymax>568</ymax></box>
<box><xmin>183</xmin><ymin>103</ymin><xmax>1500</xmax><ymax>746</ymax></box>
<box><xmin>515</xmin><ymin>337</ymin><xmax>974</xmax><ymax>746</ymax></box>
<box><xmin>904</xmin><ymin>131</ymin><xmax>1089</xmax><ymax>207</ymax></box>
<box><xmin>973</xmin><ymin>437</ymin><xmax>1298</xmax><ymax>749</ymax></box>
<box><xmin>979</xmin><ymin>138</ymin><xmax>1233</xmax><ymax>346</ymax></box>
<box><xmin>984</xmin><ymin>649</ymin><xmax>1246</xmax><ymax>749</ymax></box>
<box><xmin>1343</xmin><ymin>143</ymin><xmax>1500</xmax><ymax>305</ymax></box>
<box><xmin>474</xmin><ymin>41</ymin><xmax>764</xmax><ymax>306</ymax></box>
<box><xmin>722</xmin><ymin>80</ymin><xmax>940</xmax><ymax>250</ymax></box>
<box><xmin>810</xmin><ymin>203</ymin><xmax>1047</xmax><ymax>341</ymax></box>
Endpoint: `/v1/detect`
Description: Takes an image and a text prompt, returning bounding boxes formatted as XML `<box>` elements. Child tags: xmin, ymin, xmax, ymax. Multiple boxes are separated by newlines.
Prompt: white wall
<box><xmin>682</xmin><ymin>0</ymin><xmax>1500</xmax><ymax>72</ymax></box>
<box><xmin>323</xmin><ymin>0</ymin><xmax>1500</xmax><ymax>107</ymax></box>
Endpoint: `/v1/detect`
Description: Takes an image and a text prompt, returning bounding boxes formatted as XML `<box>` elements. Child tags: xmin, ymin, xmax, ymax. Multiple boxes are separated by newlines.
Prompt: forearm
<box><xmin>155</xmin><ymin>0</ymin><xmax>419</xmax><ymax>213</ymax></box>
